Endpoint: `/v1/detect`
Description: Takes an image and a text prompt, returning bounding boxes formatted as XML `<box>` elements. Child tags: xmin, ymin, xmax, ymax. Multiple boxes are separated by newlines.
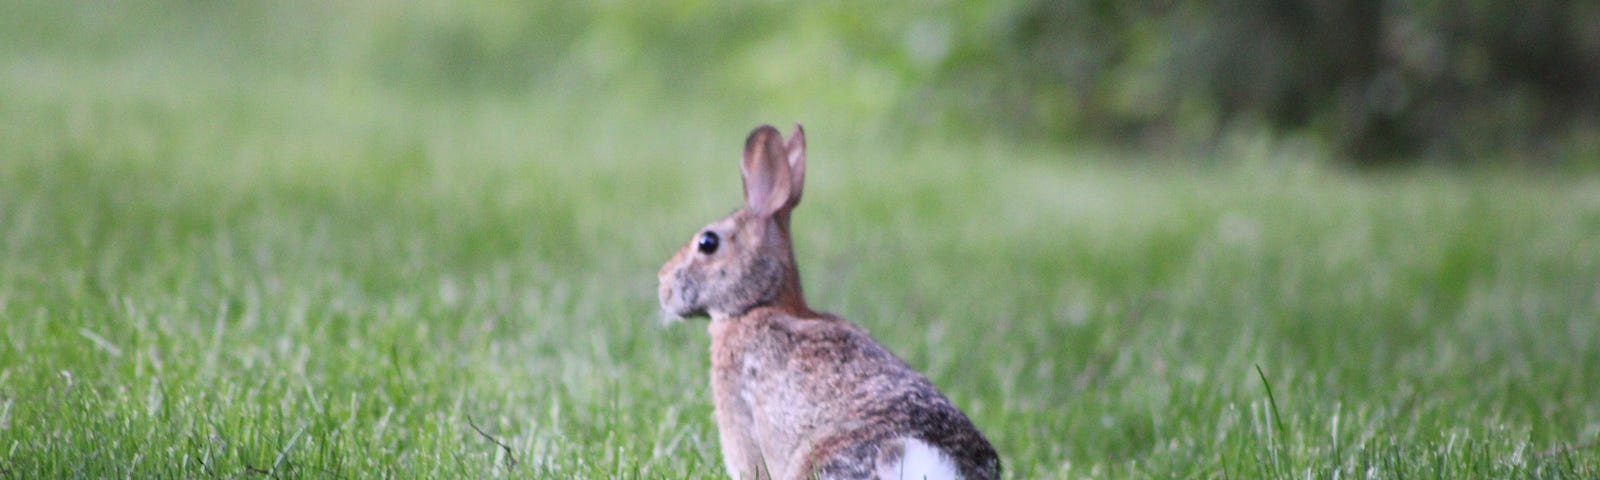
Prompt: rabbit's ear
<box><xmin>783</xmin><ymin>124</ymin><xmax>805</xmax><ymax>210</ymax></box>
<box><xmin>741</xmin><ymin>125</ymin><xmax>793</xmax><ymax>218</ymax></box>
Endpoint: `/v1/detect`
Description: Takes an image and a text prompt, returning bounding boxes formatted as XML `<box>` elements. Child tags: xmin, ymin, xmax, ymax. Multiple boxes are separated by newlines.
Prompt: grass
<box><xmin>3</xmin><ymin>2</ymin><xmax>1599</xmax><ymax>478</ymax></box>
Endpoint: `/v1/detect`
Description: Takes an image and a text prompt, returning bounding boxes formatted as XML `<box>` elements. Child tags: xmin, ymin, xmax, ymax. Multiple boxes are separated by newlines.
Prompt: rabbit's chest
<box><xmin>709</xmin><ymin>321</ymin><xmax>799</xmax><ymax>391</ymax></box>
<box><xmin>709</xmin><ymin>320</ymin><xmax>842</xmax><ymax>415</ymax></box>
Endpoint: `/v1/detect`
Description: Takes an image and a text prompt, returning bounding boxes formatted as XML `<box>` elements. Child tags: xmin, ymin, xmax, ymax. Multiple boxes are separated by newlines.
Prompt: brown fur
<box><xmin>658</xmin><ymin>125</ymin><xmax>999</xmax><ymax>480</ymax></box>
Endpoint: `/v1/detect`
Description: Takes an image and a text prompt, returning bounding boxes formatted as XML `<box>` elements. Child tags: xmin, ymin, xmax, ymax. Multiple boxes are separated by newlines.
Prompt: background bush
<box><xmin>25</xmin><ymin>1</ymin><xmax>1589</xmax><ymax>166</ymax></box>
<box><xmin>955</xmin><ymin>0</ymin><xmax>1600</xmax><ymax>164</ymax></box>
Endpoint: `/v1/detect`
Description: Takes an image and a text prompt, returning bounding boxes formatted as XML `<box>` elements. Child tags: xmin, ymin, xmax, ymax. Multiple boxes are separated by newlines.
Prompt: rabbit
<box><xmin>658</xmin><ymin>124</ymin><xmax>1001</xmax><ymax>480</ymax></box>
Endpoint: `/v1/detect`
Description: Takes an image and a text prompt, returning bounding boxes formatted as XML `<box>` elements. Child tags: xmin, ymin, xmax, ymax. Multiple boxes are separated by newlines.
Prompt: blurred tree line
<box><xmin>942</xmin><ymin>0</ymin><xmax>1600</xmax><ymax>165</ymax></box>
<box><xmin>14</xmin><ymin>0</ymin><xmax>1594</xmax><ymax>165</ymax></box>
<box><xmin>407</xmin><ymin>0</ymin><xmax>1594</xmax><ymax>165</ymax></box>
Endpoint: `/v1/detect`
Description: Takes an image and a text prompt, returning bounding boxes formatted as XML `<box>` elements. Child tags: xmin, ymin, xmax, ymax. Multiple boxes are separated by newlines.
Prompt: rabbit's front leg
<box><xmin>713</xmin><ymin>377</ymin><xmax>769</xmax><ymax>479</ymax></box>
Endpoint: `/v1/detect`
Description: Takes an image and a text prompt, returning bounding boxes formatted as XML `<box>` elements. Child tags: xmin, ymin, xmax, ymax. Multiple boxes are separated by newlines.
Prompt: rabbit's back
<box><xmin>710</xmin><ymin>307</ymin><xmax>999</xmax><ymax>479</ymax></box>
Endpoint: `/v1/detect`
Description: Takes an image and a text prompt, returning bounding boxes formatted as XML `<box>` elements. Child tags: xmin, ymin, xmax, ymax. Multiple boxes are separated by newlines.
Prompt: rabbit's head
<box><xmin>659</xmin><ymin>124</ymin><xmax>811</xmax><ymax>321</ymax></box>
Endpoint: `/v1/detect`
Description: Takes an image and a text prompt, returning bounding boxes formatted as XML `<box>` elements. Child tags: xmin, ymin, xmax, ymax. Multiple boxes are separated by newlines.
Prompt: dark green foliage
<box><xmin>942</xmin><ymin>0</ymin><xmax>1600</xmax><ymax>164</ymax></box>
<box><xmin>16</xmin><ymin>1</ymin><xmax>1589</xmax><ymax>165</ymax></box>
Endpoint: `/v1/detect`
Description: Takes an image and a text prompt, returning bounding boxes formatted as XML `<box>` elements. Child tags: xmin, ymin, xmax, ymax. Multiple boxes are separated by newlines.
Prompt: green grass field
<box><xmin>4</xmin><ymin>3</ymin><xmax>1599</xmax><ymax>478</ymax></box>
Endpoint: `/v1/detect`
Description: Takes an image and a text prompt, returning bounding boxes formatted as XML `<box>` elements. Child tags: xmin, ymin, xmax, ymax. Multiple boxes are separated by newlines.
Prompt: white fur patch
<box><xmin>723</xmin><ymin>456</ymin><xmax>743</xmax><ymax>480</ymax></box>
<box><xmin>738</xmin><ymin>353</ymin><xmax>761</xmax><ymax>406</ymax></box>
<box><xmin>881</xmin><ymin>438</ymin><xmax>958</xmax><ymax>480</ymax></box>
<box><xmin>658</xmin><ymin>309</ymin><xmax>685</xmax><ymax>326</ymax></box>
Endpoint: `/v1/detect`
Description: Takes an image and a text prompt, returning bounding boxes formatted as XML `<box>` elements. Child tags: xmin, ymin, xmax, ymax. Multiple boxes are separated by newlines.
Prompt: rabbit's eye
<box><xmin>697</xmin><ymin>231</ymin><xmax>720</xmax><ymax>254</ymax></box>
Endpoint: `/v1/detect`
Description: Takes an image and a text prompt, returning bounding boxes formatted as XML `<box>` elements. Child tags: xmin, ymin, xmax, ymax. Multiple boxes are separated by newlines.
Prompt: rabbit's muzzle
<box><xmin>659</xmin><ymin>256</ymin><xmax>708</xmax><ymax>319</ymax></box>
